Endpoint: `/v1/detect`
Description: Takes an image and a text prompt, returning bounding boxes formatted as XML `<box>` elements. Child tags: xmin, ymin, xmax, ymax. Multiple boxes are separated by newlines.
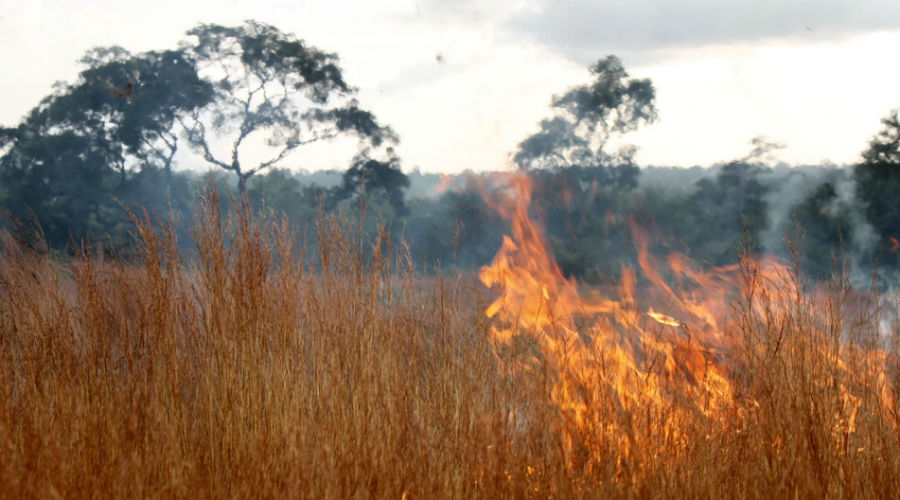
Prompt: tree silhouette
<box><xmin>333</xmin><ymin>148</ymin><xmax>409</xmax><ymax>215</ymax></box>
<box><xmin>26</xmin><ymin>46</ymin><xmax>212</xmax><ymax>178</ymax></box>
<box><xmin>180</xmin><ymin>21</ymin><xmax>396</xmax><ymax>192</ymax></box>
<box><xmin>514</xmin><ymin>55</ymin><xmax>656</xmax><ymax>186</ymax></box>
<box><xmin>854</xmin><ymin>109</ymin><xmax>900</xmax><ymax>272</ymax></box>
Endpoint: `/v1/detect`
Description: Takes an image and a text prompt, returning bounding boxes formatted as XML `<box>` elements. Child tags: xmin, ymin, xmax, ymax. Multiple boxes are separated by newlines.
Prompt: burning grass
<box><xmin>0</xmin><ymin>183</ymin><xmax>898</xmax><ymax>499</ymax></box>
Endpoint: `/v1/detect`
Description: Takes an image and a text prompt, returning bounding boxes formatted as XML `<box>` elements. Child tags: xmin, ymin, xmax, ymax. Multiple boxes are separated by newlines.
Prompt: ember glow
<box><xmin>478</xmin><ymin>171</ymin><xmax>896</xmax><ymax>473</ymax></box>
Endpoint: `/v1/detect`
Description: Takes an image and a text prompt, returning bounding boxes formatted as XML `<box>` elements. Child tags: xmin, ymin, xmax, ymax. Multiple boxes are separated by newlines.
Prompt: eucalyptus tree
<box><xmin>179</xmin><ymin>21</ymin><xmax>397</xmax><ymax>193</ymax></box>
<box><xmin>23</xmin><ymin>46</ymin><xmax>212</xmax><ymax>178</ymax></box>
<box><xmin>0</xmin><ymin>45</ymin><xmax>214</xmax><ymax>248</ymax></box>
<box><xmin>513</xmin><ymin>55</ymin><xmax>656</xmax><ymax>189</ymax></box>
<box><xmin>0</xmin><ymin>20</ymin><xmax>406</xmax><ymax>249</ymax></box>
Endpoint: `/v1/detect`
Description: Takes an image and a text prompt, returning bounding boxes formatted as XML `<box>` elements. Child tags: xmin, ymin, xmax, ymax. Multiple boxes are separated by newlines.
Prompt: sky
<box><xmin>0</xmin><ymin>0</ymin><xmax>898</xmax><ymax>173</ymax></box>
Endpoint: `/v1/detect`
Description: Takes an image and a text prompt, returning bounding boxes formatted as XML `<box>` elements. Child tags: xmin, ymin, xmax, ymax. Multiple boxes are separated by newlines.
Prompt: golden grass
<box><xmin>0</xmin><ymin>191</ymin><xmax>897</xmax><ymax>499</ymax></box>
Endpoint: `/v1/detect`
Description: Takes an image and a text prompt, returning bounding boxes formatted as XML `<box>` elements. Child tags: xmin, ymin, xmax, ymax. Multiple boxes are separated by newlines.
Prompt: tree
<box><xmin>861</xmin><ymin>109</ymin><xmax>900</xmax><ymax>166</ymax></box>
<box><xmin>677</xmin><ymin>161</ymin><xmax>772</xmax><ymax>266</ymax></box>
<box><xmin>403</xmin><ymin>179</ymin><xmax>506</xmax><ymax>269</ymax></box>
<box><xmin>0</xmin><ymin>46</ymin><xmax>212</xmax><ymax>249</ymax></box>
<box><xmin>0</xmin><ymin>126</ymin><xmax>128</xmax><ymax>247</ymax></box>
<box><xmin>513</xmin><ymin>55</ymin><xmax>656</xmax><ymax>189</ymax></box>
<box><xmin>788</xmin><ymin>180</ymin><xmax>854</xmax><ymax>278</ymax></box>
<box><xmin>26</xmin><ymin>46</ymin><xmax>212</xmax><ymax>178</ymax></box>
<box><xmin>1</xmin><ymin>21</ymin><xmax>402</xmax><ymax>250</ymax></box>
<box><xmin>854</xmin><ymin>109</ymin><xmax>900</xmax><ymax>272</ymax></box>
<box><xmin>332</xmin><ymin>148</ymin><xmax>409</xmax><ymax>215</ymax></box>
<box><xmin>95</xmin><ymin>49</ymin><xmax>213</xmax><ymax>177</ymax></box>
<box><xmin>527</xmin><ymin>165</ymin><xmax>637</xmax><ymax>281</ymax></box>
<box><xmin>179</xmin><ymin>21</ymin><xmax>396</xmax><ymax>192</ymax></box>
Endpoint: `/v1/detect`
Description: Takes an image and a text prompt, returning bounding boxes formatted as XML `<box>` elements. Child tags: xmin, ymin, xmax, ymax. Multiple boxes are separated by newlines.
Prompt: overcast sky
<box><xmin>1</xmin><ymin>0</ymin><xmax>898</xmax><ymax>173</ymax></box>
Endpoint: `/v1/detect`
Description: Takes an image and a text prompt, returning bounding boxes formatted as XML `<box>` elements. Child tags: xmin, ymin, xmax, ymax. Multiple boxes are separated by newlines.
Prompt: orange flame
<box><xmin>478</xmin><ymin>171</ymin><xmax>895</xmax><ymax>471</ymax></box>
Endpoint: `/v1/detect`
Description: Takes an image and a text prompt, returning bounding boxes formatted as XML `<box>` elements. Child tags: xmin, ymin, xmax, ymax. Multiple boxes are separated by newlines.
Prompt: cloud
<box><xmin>506</xmin><ymin>0</ymin><xmax>900</xmax><ymax>63</ymax></box>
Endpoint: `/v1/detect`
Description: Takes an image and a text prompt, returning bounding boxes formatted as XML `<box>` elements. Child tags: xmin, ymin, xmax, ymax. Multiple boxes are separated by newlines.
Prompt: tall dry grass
<box><xmin>0</xmin><ymin>191</ymin><xmax>897</xmax><ymax>499</ymax></box>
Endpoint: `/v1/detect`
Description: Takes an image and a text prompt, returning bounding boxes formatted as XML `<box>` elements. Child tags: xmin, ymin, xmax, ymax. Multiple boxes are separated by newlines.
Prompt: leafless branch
<box><xmin>246</xmin><ymin>143</ymin><xmax>297</xmax><ymax>177</ymax></box>
<box><xmin>179</xmin><ymin>114</ymin><xmax>231</xmax><ymax>171</ymax></box>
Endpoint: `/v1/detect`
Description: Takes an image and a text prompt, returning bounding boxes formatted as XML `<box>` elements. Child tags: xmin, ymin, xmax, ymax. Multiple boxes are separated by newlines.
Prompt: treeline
<box><xmin>231</xmin><ymin>151</ymin><xmax>900</xmax><ymax>286</ymax></box>
<box><xmin>0</xmin><ymin>20</ymin><xmax>897</xmax><ymax>286</ymax></box>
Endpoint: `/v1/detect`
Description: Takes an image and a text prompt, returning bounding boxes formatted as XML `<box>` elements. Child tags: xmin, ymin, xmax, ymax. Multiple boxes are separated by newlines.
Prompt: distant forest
<box><xmin>1</xmin><ymin>21</ymin><xmax>897</xmax><ymax>286</ymax></box>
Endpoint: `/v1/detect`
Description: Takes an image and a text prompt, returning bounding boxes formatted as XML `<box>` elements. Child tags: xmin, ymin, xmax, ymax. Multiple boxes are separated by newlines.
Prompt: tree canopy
<box><xmin>854</xmin><ymin>109</ymin><xmax>900</xmax><ymax>272</ymax></box>
<box><xmin>0</xmin><ymin>21</ymin><xmax>406</xmax><ymax>249</ymax></box>
<box><xmin>513</xmin><ymin>55</ymin><xmax>656</xmax><ymax>190</ymax></box>
<box><xmin>332</xmin><ymin>148</ymin><xmax>410</xmax><ymax>215</ymax></box>
<box><xmin>180</xmin><ymin>21</ymin><xmax>398</xmax><ymax>192</ymax></box>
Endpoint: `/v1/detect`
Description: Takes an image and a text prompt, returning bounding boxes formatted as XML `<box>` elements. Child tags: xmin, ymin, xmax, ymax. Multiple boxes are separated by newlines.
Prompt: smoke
<box><xmin>756</xmin><ymin>164</ymin><xmax>887</xmax><ymax>287</ymax></box>
<box><xmin>759</xmin><ymin>166</ymin><xmax>822</xmax><ymax>255</ymax></box>
<box><xmin>831</xmin><ymin>174</ymin><xmax>882</xmax><ymax>286</ymax></box>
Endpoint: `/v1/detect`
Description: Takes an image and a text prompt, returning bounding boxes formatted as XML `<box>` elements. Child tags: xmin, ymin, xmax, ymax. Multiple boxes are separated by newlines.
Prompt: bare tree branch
<box><xmin>179</xmin><ymin>114</ymin><xmax>231</xmax><ymax>171</ymax></box>
<box><xmin>245</xmin><ymin>143</ymin><xmax>296</xmax><ymax>177</ymax></box>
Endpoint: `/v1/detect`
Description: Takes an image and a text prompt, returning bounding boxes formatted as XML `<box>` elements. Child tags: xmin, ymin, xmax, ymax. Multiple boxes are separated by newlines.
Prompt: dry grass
<box><xmin>0</xmin><ymin>191</ymin><xmax>897</xmax><ymax>499</ymax></box>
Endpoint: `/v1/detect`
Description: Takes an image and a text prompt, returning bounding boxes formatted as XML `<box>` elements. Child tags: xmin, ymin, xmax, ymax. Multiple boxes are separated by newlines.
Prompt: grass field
<box><xmin>1</xmin><ymin>187</ymin><xmax>898</xmax><ymax>499</ymax></box>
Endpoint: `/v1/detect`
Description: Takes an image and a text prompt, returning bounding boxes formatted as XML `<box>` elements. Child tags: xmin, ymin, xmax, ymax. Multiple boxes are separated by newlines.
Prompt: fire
<box><xmin>428</xmin><ymin>173</ymin><xmax>463</xmax><ymax>197</ymax></box>
<box><xmin>478</xmin><ymin>171</ymin><xmax>896</xmax><ymax>473</ymax></box>
<box><xmin>647</xmin><ymin>308</ymin><xmax>680</xmax><ymax>327</ymax></box>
